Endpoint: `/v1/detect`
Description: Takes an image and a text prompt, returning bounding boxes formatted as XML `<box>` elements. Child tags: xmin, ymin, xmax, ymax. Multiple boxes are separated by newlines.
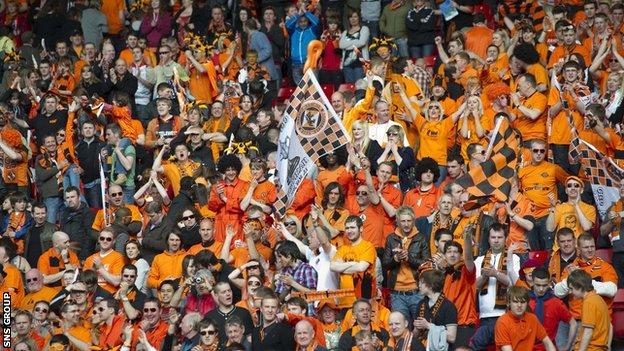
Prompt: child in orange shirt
<box><xmin>494</xmin><ymin>286</ymin><xmax>556</xmax><ymax>351</ymax></box>
<box><xmin>568</xmin><ymin>269</ymin><xmax>612</xmax><ymax>351</ymax></box>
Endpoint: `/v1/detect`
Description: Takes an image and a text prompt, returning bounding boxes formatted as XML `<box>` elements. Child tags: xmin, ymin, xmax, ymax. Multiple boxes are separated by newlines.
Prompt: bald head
<box><xmin>25</xmin><ymin>269</ymin><xmax>44</xmax><ymax>292</ymax></box>
<box><xmin>294</xmin><ymin>320</ymin><xmax>315</xmax><ymax>347</ymax></box>
<box><xmin>388</xmin><ymin>311</ymin><xmax>408</xmax><ymax>337</ymax></box>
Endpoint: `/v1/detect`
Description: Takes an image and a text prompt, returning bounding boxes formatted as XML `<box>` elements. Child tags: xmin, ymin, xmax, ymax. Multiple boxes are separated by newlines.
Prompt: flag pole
<box><xmin>99</xmin><ymin>154</ymin><xmax>108</xmax><ymax>227</ymax></box>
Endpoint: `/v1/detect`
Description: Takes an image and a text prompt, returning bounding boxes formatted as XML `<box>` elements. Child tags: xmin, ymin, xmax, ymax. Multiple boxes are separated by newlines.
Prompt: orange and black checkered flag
<box><xmin>457</xmin><ymin>116</ymin><xmax>520</xmax><ymax>204</ymax></box>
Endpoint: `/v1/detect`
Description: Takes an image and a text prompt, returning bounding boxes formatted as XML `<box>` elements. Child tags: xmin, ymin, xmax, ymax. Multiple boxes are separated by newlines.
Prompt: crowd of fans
<box><xmin>0</xmin><ymin>0</ymin><xmax>623</xmax><ymax>350</ymax></box>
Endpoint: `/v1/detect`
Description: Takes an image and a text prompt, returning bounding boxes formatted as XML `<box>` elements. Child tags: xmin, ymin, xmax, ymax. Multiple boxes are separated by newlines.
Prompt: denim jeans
<box><xmin>526</xmin><ymin>215</ymin><xmax>554</xmax><ymax>251</ymax></box>
<box><xmin>291</xmin><ymin>63</ymin><xmax>304</xmax><ymax>86</ymax></box>
<box><xmin>343</xmin><ymin>66</ymin><xmax>365</xmax><ymax>83</ymax></box>
<box><xmin>63</xmin><ymin>164</ymin><xmax>86</xmax><ymax>202</ymax></box>
<box><xmin>394</xmin><ymin>37</ymin><xmax>409</xmax><ymax>57</ymax></box>
<box><xmin>556</xmin><ymin>320</ymin><xmax>580</xmax><ymax>350</ymax></box>
<box><xmin>409</xmin><ymin>44</ymin><xmax>435</xmax><ymax>58</ymax></box>
<box><xmin>390</xmin><ymin>291</ymin><xmax>423</xmax><ymax>326</ymax></box>
<box><xmin>362</xmin><ymin>21</ymin><xmax>379</xmax><ymax>40</ymax></box>
<box><xmin>44</xmin><ymin>196</ymin><xmax>63</xmax><ymax>224</ymax></box>
<box><xmin>83</xmin><ymin>179</ymin><xmax>102</xmax><ymax>209</ymax></box>
<box><xmin>122</xmin><ymin>186</ymin><xmax>135</xmax><ymax>205</ymax></box>
<box><xmin>470</xmin><ymin>317</ymin><xmax>498</xmax><ymax>351</ymax></box>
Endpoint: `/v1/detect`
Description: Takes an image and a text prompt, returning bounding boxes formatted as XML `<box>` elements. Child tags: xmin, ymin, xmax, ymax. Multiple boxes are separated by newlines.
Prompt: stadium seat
<box><xmin>321</xmin><ymin>84</ymin><xmax>335</xmax><ymax>98</ymax></box>
<box><xmin>613</xmin><ymin>290</ymin><xmax>624</xmax><ymax>338</ymax></box>
<box><xmin>528</xmin><ymin>250</ymin><xmax>549</xmax><ymax>265</ymax></box>
<box><xmin>595</xmin><ymin>248</ymin><xmax>613</xmax><ymax>263</ymax></box>
<box><xmin>424</xmin><ymin>55</ymin><xmax>436</xmax><ymax>68</ymax></box>
<box><xmin>339</xmin><ymin>83</ymin><xmax>356</xmax><ymax>92</ymax></box>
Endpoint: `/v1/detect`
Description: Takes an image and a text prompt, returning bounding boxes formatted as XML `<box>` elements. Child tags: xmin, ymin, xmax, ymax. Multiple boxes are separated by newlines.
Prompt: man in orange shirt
<box><xmin>92</xmin><ymin>184</ymin><xmax>143</xmax><ymax>234</ymax></box>
<box><xmin>61</xmin><ymin>302</ymin><xmax>92</xmax><ymax>350</ymax></box>
<box><xmin>442</xmin><ymin>236</ymin><xmax>478</xmax><ymax>349</ymax></box>
<box><xmin>403</xmin><ymin>157</ymin><xmax>441</xmax><ymax>217</ymax></box>
<box><xmin>518</xmin><ymin>139</ymin><xmax>569</xmax><ymax>250</ymax></box>
<box><xmin>494</xmin><ymin>286</ymin><xmax>556</xmax><ymax>351</ymax></box>
<box><xmin>188</xmin><ymin>218</ymin><xmax>223</xmax><ymax>257</ymax></box>
<box><xmin>510</xmin><ymin>73</ymin><xmax>548</xmax><ymax>143</ymax></box>
<box><xmin>153</xmin><ymin>143</ymin><xmax>202</xmax><ymax>196</ymax></box>
<box><xmin>548</xmin><ymin>228</ymin><xmax>578</xmax><ymax>283</ymax></box>
<box><xmin>38</xmin><ymin>231</ymin><xmax>80</xmax><ymax>289</ymax></box>
<box><xmin>131</xmin><ymin>298</ymin><xmax>169</xmax><ymax>350</ymax></box>
<box><xmin>331</xmin><ymin>216</ymin><xmax>378</xmax><ymax>309</ymax></box>
<box><xmin>240</xmin><ymin>157</ymin><xmax>277</xmax><ymax>215</ymax></box>
<box><xmin>208</xmin><ymin>154</ymin><xmax>249</xmax><ymax>243</ymax></box>
<box><xmin>464</xmin><ymin>13</ymin><xmax>493</xmax><ymax>60</ymax></box>
<box><xmin>346</xmin><ymin>182</ymin><xmax>386</xmax><ymax>250</ymax></box>
<box><xmin>567</xmin><ymin>269</ymin><xmax>613</xmax><ymax>351</ymax></box>
<box><xmin>147</xmin><ymin>230</ymin><xmax>188</xmax><ymax>289</ymax></box>
<box><xmin>222</xmin><ymin>218</ymin><xmax>273</xmax><ymax>268</ymax></box>
<box><xmin>554</xmin><ymin>234</ymin><xmax>618</xmax><ymax>320</ymax></box>
<box><xmin>547</xmin><ymin>21</ymin><xmax>591</xmax><ymax>70</ymax></box>
<box><xmin>95</xmin><ymin>298</ymin><xmax>126</xmax><ymax>348</ymax></box>
<box><xmin>20</xmin><ymin>269</ymin><xmax>57</xmax><ymax>311</ymax></box>
<box><xmin>84</xmin><ymin>227</ymin><xmax>125</xmax><ymax>294</ymax></box>
<box><xmin>0</xmin><ymin>263</ymin><xmax>22</xmax><ymax>307</ymax></box>
<box><xmin>546</xmin><ymin>176</ymin><xmax>596</xmax><ymax>239</ymax></box>
<box><xmin>101</xmin><ymin>0</ymin><xmax>126</xmax><ymax>37</ymax></box>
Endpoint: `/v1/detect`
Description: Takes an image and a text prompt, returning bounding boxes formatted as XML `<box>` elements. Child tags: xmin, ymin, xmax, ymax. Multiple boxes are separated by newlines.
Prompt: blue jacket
<box><xmin>286</xmin><ymin>12</ymin><xmax>320</xmax><ymax>64</ymax></box>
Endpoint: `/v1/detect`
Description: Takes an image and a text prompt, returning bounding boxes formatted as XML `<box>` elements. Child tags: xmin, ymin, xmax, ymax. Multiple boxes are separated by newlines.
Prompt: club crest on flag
<box><xmin>275</xmin><ymin>70</ymin><xmax>350</xmax><ymax>216</ymax></box>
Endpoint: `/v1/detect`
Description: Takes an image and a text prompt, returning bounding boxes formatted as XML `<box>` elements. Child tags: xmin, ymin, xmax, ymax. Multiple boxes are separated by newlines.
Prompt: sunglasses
<box><xmin>386</xmin><ymin>132</ymin><xmax>399</xmax><ymax>136</ymax></box>
<box><xmin>143</xmin><ymin>307</ymin><xmax>158</xmax><ymax>313</ymax></box>
<box><xmin>284</xmin><ymin>222</ymin><xmax>296</xmax><ymax>227</ymax></box>
<box><xmin>567</xmin><ymin>183</ymin><xmax>581</xmax><ymax>188</ymax></box>
<box><xmin>159</xmin><ymin>51</ymin><xmax>170</xmax><ymax>55</ymax></box>
<box><xmin>123</xmin><ymin>274</ymin><xmax>136</xmax><ymax>278</ymax></box>
<box><xmin>200</xmin><ymin>330</ymin><xmax>217</xmax><ymax>336</ymax></box>
<box><xmin>34</xmin><ymin>307</ymin><xmax>48</xmax><ymax>313</ymax></box>
<box><xmin>248</xmin><ymin>280</ymin><xmax>261</xmax><ymax>287</ymax></box>
<box><xmin>56</xmin><ymin>131</ymin><xmax>66</xmax><ymax>136</ymax></box>
<box><xmin>70</xmin><ymin>290</ymin><xmax>87</xmax><ymax>294</ymax></box>
<box><xmin>532</xmin><ymin>149</ymin><xmax>546</xmax><ymax>154</ymax></box>
<box><xmin>183</xmin><ymin>215</ymin><xmax>195</xmax><ymax>221</ymax></box>
<box><xmin>356</xmin><ymin>191</ymin><xmax>369</xmax><ymax>196</ymax></box>
<box><xmin>110</xmin><ymin>192</ymin><xmax>123</xmax><ymax>197</ymax></box>
<box><xmin>99</xmin><ymin>236</ymin><xmax>113</xmax><ymax>242</ymax></box>
<box><xmin>26</xmin><ymin>277</ymin><xmax>39</xmax><ymax>283</ymax></box>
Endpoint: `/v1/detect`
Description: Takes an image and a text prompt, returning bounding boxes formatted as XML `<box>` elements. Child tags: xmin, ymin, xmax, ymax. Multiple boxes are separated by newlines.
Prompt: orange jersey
<box><xmin>147</xmin><ymin>250</ymin><xmax>188</xmax><ymax>289</ymax></box>
<box><xmin>83</xmin><ymin>250</ymin><xmax>125</xmax><ymax>293</ymax></box>
<box><xmin>576</xmin><ymin>291</ymin><xmax>611</xmax><ymax>351</ymax></box>
<box><xmin>561</xmin><ymin>256</ymin><xmax>618</xmax><ymax>318</ymax></box>
<box><xmin>208</xmin><ymin>179</ymin><xmax>249</xmax><ymax>242</ymax></box>
<box><xmin>188</xmin><ymin>60</ymin><xmax>219</xmax><ymax>103</ymax></box>
<box><xmin>92</xmin><ymin>204</ymin><xmax>143</xmax><ymax>232</ymax></box>
<box><xmin>414</xmin><ymin>114</ymin><xmax>455</xmax><ymax>165</ymax></box>
<box><xmin>333</xmin><ymin>239</ymin><xmax>377</xmax><ymax>309</ymax></box>
<box><xmin>495</xmin><ymin>311</ymin><xmax>547</xmax><ymax>350</ymax></box>
<box><xmin>444</xmin><ymin>265</ymin><xmax>478</xmax><ymax>325</ymax></box>
<box><xmin>403</xmin><ymin>185</ymin><xmax>440</xmax><ymax>217</ymax></box>
<box><xmin>552</xmin><ymin>202</ymin><xmax>596</xmax><ymax>237</ymax></box>
<box><xmin>512</xmin><ymin>91</ymin><xmax>548</xmax><ymax>141</ymax></box>
<box><xmin>518</xmin><ymin>161</ymin><xmax>569</xmax><ymax>216</ymax></box>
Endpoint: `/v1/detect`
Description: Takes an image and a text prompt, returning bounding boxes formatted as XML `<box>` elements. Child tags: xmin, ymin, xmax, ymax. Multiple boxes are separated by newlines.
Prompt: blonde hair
<box><xmin>493</xmin><ymin>29</ymin><xmax>510</xmax><ymax>51</ymax></box>
<box><xmin>387</xmin><ymin>125</ymin><xmax>406</xmax><ymax>147</ymax></box>
<box><xmin>284</xmin><ymin>214</ymin><xmax>303</xmax><ymax>238</ymax></box>
<box><xmin>424</xmin><ymin>101</ymin><xmax>445</xmax><ymax>121</ymax></box>
<box><xmin>351</xmin><ymin>120</ymin><xmax>371</xmax><ymax>152</ymax></box>
<box><xmin>467</xmin><ymin>95</ymin><xmax>484</xmax><ymax>117</ymax></box>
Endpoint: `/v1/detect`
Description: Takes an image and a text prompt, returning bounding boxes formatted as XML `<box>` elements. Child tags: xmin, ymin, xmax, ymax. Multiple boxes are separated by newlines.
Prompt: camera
<box><xmin>191</xmin><ymin>276</ymin><xmax>204</xmax><ymax>285</ymax></box>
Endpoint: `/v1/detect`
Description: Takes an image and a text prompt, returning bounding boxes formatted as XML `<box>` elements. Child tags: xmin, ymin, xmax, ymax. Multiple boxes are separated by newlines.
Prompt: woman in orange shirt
<box><xmin>458</xmin><ymin>95</ymin><xmax>486</xmax><ymax>162</ymax></box>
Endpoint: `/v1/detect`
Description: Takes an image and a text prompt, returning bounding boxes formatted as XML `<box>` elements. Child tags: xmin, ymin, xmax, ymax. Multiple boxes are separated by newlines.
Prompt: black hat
<box><xmin>70</xmin><ymin>29</ymin><xmax>83</xmax><ymax>37</ymax></box>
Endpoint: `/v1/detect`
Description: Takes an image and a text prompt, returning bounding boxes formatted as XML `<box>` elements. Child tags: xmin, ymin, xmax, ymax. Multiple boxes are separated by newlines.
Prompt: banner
<box><xmin>457</xmin><ymin>116</ymin><xmax>520</xmax><ymax>204</ymax></box>
<box><xmin>275</xmin><ymin>70</ymin><xmax>350</xmax><ymax>216</ymax></box>
<box><xmin>575</xmin><ymin>139</ymin><xmax>624</xmax><ymax>218</ymax></box>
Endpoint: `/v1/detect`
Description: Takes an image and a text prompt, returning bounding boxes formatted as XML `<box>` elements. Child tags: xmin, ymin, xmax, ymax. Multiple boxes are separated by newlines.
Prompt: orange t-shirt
<box><xmin>147</xmin><ymin>250</ymin><xmax>188</xmax><ymax>289</ymax></box>
<box><xmin>37</xmin><ymin>248</ymin><xmax>81</xmax><ymax>289</ymax></box>
<box><xmin>444</xmin><ymin>265</ymin><xmax>478</xmax><ymax>326</ymax></box>
<box><xmin>562</xmin><ymin>256</ymin><xmax>618</xmax><ymax>318</ymax></box>
<box><xmin>495</xmin><ymin>311</ymin><xmax>547</xmax><ymax>351</ymax></box>
<box><xmin>333</xmin><ymin>239</ymin><xmax>377</xmax><ymax>308</ymax></box>
<box><xmin>552</xmin><ymin>202</ymin><xmax>596</xmax><ymax>237</ymax></box>
<box><xmin>19</xmin><ymin>285</ymin><xmax>58</xmax><ymax>311</ymax></box>
<box><xmin>548</xmin><ymin>44</ymin><xmax>591</xmax><ymax>70</ymax></box>
<box><xmin>512</xmin><ymin>91</ymin><xmax>548</xmax><ymax>141</ymax></box>
<box><xmin>414</xmin><ymin>114</ymin><xmax>455</xmax><ymax>165</ymax></box>
<box><xmin>518</xmin><ymin>161</ymin><xmax>569</xmax><ymax>217</ymax></box>
<box><xmin>576</xmin><ymin>291</ymin><xmax>611</xmax><ymax>351</ymax></box>
<box><xmin>547</xmin><ymin>88</ymin><xmax>585</xmax><ymax>145</ymax></box>
<box><xmin>101</xmin><ymin>0</ymin><xmax>126</xmax><ymax>34</ymax></box>
<box><xmin>187</xmin><ymin>242</ymin><xmax>223</xmax><ymax>258</ymax></box>
<box><xmin>345</xmin><ymin>202</ymin><xmax>386</xmax><ymax>248</ymax></box>
<box><xmin>230</xmin><ymin>243</ymin><xmax>273</xmax><ymax>268</ymax></box>
<box><xmin>83</xmin><ymin>250</ymin><xmax>125</xmax><ymax>294</ymax></box>
<box><xmin>92</xmin><ymin>205</ymin><xmax>143</xmax><ymax>232</ymax></box>
<box><xmin>208</xmin><ymin>179</ymin><xmax>249</xmax><ymax>242</ymax></box>
<box><xmin>188</xmin><ymin>61</ymin><xmax>219</xmax><ymax>103</ymax></box>
<box><xmin>403</xmin><ymin>185</ymin><xmax>440</xmax><ymax>218</ymax></box>
<box><xmin>464</xmin><ymin>26</ymin><xmax>494</xmax><ymax>60</ymax></box>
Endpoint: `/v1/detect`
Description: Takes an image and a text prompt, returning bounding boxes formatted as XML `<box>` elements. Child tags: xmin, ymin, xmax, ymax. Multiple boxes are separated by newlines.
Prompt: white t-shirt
<box><xmin>305</xmin><ymin>245</ymin><xmax>339</xmax><ymax>292</ymax></box>
<box><xmin>474</xmin><ymin>252</ymin><xmax>520</xmax><ymax>319</ymax></box>
<box><xmin>368</xmin><ymin>121</ymin><xmax>411</xmax><ymax>147</ymax></box>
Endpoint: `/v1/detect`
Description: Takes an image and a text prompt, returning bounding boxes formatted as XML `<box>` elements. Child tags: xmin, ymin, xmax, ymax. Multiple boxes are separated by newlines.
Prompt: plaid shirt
<box><xmin>275</xmin><ymin>260</ymin><xmax>318</xmax><ymax>294</ymax></box>
<box><xmin>413</xmin><ymin>66</ymin><xmax>432</xmax><ymax>99</ymax></box>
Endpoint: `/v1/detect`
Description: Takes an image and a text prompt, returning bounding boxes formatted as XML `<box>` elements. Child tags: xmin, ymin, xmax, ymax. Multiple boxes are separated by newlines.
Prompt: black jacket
<box><xmin>60</xmin><ymin>202</ymin><xmax>96</xmax><ymax>261</ymax></box>
<box><xmin>338</xmin><ymin>325</ymin><xmax>389</xmax><ymax>351</ymax></box>
<box><xmin>382</xmin><ymin>230</ymin><xmax>430</xmax><ymax>290</ymax></box>
<box><xmin>142</xmin><ymin>218</ymin><xmax>175</xmax><ymax>264</ymax></box>
<box><xmin>251</xmin><ymin>321</ymin><xmax>295</xmax><ymax>351</ymax></box>
<box><xmin>74</xmin><ymin>138</ymin><xmax>105</xmax><ymax>184</ymax></box>
<box><xmin>406</xmin><ymin>7</ymin><xmax>436</xmax><ymax>46</ymax></box>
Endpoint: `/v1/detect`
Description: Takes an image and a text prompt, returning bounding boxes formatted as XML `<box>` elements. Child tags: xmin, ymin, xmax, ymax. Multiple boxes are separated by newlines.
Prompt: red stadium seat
<box><xmin>595</xmin><ymin>248</ymin><xmax>613</xmax><ymax>263</ymax></box>
<box><xmin>321</xmin><ymin>84</ymin><xmax>335</xmax><ymax>98</ymax></box>
<box><xmin>613</xmin><ymin>290</ymin><xmax>624</xmax><ymax>338</ymax></box>
<box><xmin>339</xmin><ymin>83</ymin><xmax>356</xmax><ymax>92</ymax></box>
<box><xmin>528</xmin><ymin>250</ymin><xmax>549</xmax><ymax>265</ymax></box>
<box><xmin>424</xmin><ymin>55</ymin><xmax>437</xmax><ymax>68</ymax></box>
